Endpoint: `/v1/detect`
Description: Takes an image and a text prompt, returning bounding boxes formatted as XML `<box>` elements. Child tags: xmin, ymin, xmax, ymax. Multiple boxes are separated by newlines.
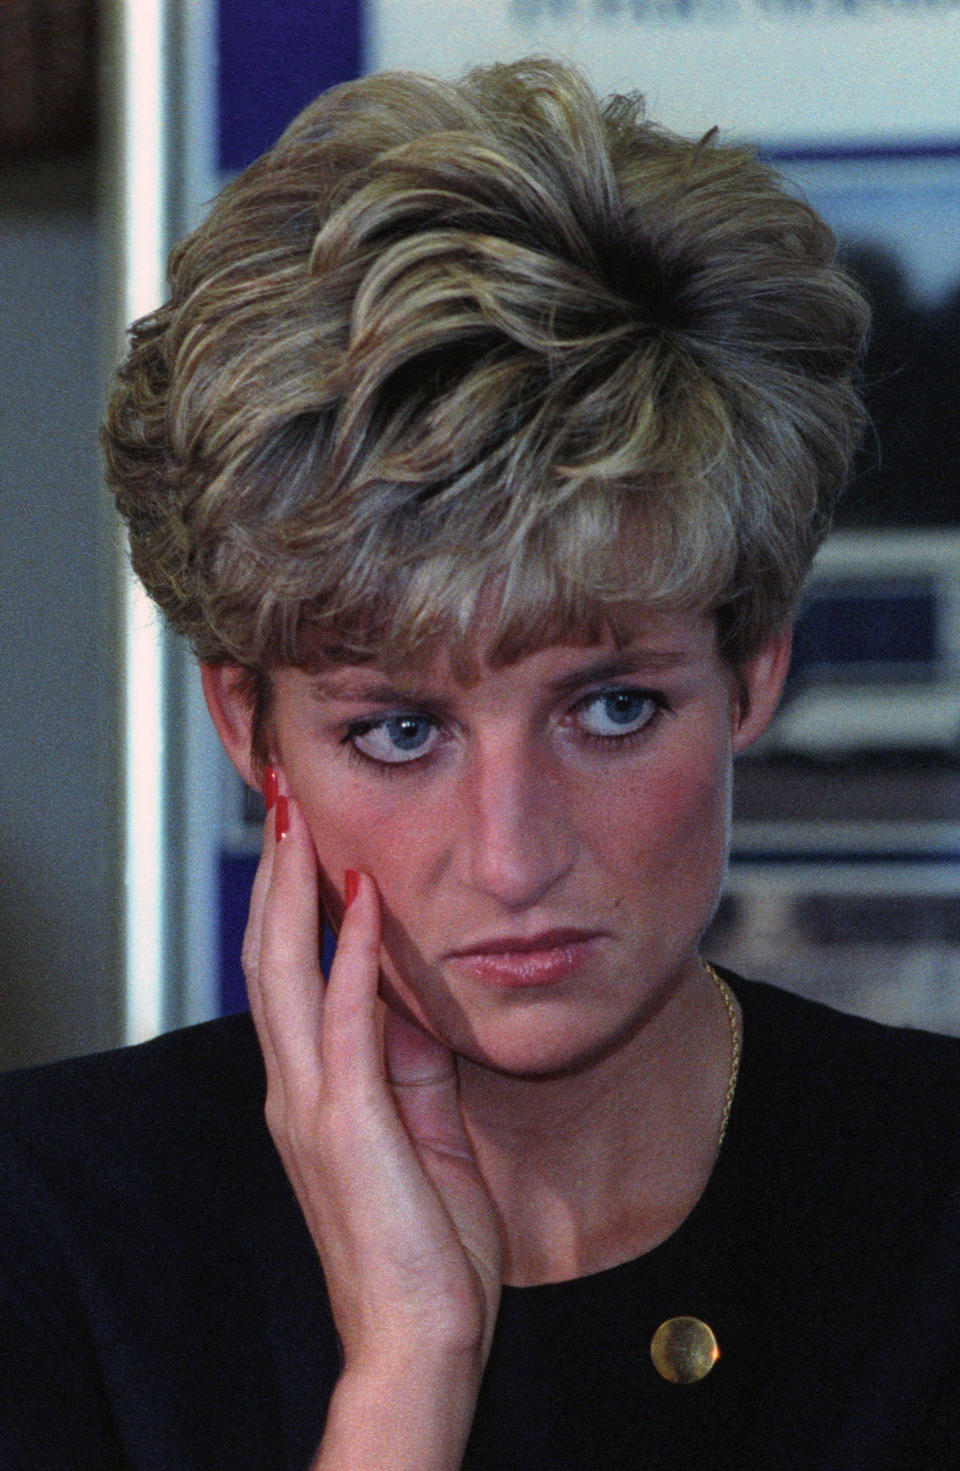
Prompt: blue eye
<box><xmin>576</xmin><ymin>689</ymin><xmax>659</xmax><ymax>739</ymax></box>
<box><xmin>350</xmin><ymin>714</ymin><xmax>439</xmax><ymax>765</ymax></box>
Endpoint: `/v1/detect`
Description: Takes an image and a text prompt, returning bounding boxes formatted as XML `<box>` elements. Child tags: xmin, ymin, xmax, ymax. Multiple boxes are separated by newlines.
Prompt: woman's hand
<box><xmin>242</xmin><ymin>792</ymin><xmax>503</xmax><ymax>1468</ymax></box>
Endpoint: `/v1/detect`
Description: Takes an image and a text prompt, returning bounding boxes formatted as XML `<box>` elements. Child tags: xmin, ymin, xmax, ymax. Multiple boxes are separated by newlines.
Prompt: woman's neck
<box><xmin>456</xmin><ymin>963</ymin><xmax>738</xmax><ymax>1286</ymax></box>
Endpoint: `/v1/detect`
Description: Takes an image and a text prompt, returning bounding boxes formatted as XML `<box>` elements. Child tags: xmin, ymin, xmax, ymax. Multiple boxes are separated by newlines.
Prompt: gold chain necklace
<box><xmin>648</xmin><ymin>964</ymin><xmax>743</xmax><ymax>1386</ymax></box>
<box><xmin>702</xmin><ymin>961</ymin><xmax>741</xmax><ymax>1151</ymax></box>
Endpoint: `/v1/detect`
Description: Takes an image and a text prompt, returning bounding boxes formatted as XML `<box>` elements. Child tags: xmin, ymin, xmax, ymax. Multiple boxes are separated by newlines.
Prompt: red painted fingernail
<box><xmin>262</xmin><ymin>766</ymin><xmax>278</xmax><ymax>812</ymax></box>
<box><xmin>344</xmin><ymin>869</ymin><xmax>360</xmax><ymax>907</ymax></box>
<box><xmin>274</xmin><ymin>794</ymin><xmax>289</xmax><ymax>842</ymax></box>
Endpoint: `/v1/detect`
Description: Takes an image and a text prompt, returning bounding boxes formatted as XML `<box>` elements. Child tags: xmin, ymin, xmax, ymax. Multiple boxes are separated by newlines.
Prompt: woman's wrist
<box><xmin>311</xmin><ymin>1350</ymin><xmax>485</xmax><ymax>1471</ymax></box>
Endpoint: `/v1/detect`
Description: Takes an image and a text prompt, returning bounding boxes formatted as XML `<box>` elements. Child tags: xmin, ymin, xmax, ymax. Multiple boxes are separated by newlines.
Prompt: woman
<box><xmin>3</xmin><ymin>57</ymin><xmax>960</xmax><ymax>1471</ymax></box>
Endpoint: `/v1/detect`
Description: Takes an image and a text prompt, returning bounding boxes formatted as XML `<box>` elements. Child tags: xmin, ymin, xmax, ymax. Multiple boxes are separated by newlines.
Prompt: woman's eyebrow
<box><xmin>307</xmin><ymin>675</ymin><xmax>444</xmax><ymax>708</ymax></box>
<box><xmin>547</xmin><ymin>651</ymin><xmax>692</xmax><ymax>697</ymax></box>
<box><xmin>308</xmin><ymin>652</ymin><xmax>693</xmax><ymax>706</ymax></box>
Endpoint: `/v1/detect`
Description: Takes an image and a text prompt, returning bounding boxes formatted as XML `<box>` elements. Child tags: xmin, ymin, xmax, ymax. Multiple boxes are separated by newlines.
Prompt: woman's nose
<box><xmin>459</xmin><ymin>743</ymin><xmax>575</xmax><ymax>908</ymax></box>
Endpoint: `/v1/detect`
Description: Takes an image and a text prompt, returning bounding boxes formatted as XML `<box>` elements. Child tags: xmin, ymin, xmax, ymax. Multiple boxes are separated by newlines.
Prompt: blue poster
<box><xmin>218</xmin><ymin>0</ymin><xmax>364</xmax><ymax>171</ymax></box>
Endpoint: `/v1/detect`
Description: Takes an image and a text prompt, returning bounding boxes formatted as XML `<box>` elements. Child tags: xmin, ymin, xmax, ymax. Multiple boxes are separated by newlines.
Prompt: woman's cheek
<box><xmin>618</xmin><ymin>755</ymin><xmax>730</xmax><ymax>878</ymax></box>
<box><xmin>302</xmin><ymin>795</ymin><xmax>439</xmax><ymax>1026</ymax></box>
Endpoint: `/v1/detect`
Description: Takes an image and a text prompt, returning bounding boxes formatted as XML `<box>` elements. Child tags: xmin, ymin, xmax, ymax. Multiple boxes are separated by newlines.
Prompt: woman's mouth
<box><xmin>445</xmin><ymin>929</ymin><xmax>603</xmax><ymax>988</ymax></box>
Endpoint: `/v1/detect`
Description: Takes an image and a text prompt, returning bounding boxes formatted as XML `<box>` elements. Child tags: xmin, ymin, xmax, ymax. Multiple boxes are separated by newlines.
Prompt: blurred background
<box><xmin>1</xmin><ymin>0</ymin><xmax>959</xmax><ymax>1070</ymax></box>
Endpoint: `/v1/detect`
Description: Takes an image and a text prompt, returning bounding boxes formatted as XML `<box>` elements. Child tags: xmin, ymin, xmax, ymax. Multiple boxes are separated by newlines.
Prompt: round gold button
<box><xmin>650</xmin><ymin>1316</ymin><xmax>720</xmax><ymax>1384</ymax></box>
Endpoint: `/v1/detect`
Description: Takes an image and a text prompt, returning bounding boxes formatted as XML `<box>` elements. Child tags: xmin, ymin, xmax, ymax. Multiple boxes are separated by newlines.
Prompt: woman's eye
<box><xmin>350</xmin><ymin>714</ymin><xmax>440</xmax><ymax>765</ymax></box>
<box><xmin>575</xmin><ymin>689</ymin><xmax>659</xmax><ymax>739</ymax></box>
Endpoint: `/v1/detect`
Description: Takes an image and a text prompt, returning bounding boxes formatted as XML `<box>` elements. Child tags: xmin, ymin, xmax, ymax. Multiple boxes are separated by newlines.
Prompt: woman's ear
<box><xmin>731</xmin><ymin>624</ymin><xmax>793</xmax><ymax>753</ymax></box>
<box><xmin>200</xmin><ymin>663</ymin><xmax>260</xmax><ymax>788</ymax></box>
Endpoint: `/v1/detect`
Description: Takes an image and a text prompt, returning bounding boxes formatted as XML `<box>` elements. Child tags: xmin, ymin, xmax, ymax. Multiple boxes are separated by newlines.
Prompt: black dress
<box><xmin>2</xmin><ymin>975</ymin><xmax>960</xmax><ymax>1470</ymax></box>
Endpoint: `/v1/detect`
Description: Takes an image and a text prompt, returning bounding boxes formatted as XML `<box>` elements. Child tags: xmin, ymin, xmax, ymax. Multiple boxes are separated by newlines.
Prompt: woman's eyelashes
<box><xmin>343</xmin><ymin>687</ymin><xmax>666</xmax><ymax>771</ymax></box>
<box><xmin>571</xmin><ymin>688</ymin><xmax>665</xmax><ymax>744</ymax></box>
<box><xmin>346</xmin><ymin>712</ymin><xmax>443</xmax><ymax>767</ymax></box>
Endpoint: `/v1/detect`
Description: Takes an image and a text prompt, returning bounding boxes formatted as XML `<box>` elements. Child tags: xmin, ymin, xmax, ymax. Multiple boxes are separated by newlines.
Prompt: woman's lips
<box><xmin>446</xmin><ymin>930</ymin><xmax>603</xmax><ymax>988</ymax></box>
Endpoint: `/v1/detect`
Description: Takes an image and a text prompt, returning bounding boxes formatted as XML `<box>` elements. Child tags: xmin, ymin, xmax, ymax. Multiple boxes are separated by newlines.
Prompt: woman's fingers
<box><xmin>245</xmin><ymin>796</ymin><xmax>326</xmax><ymax>1098</ymax></box>
<box><xmin>324</xmin><ymin>880</ymin><xmax>478</xmax><ymax>1182</ymax></box>
<box><xmin>241</xmin><ymin>801</ymin><xmax>279</xmax><ymax>1040</ymax></box>
<box><xmin>384</xmin><ymin>1007</ymin><xmax>503</xmax><ymax>1315</ymax></box>
<box><xmin>320</xmin><ymin>871</ymin><xmax>383</xmax><ymax>1092</ymax></box>
<box><xmin>384</xmin><ymin>1008</ymin><xmax>472</xmax><ymax>1161</ymax></box>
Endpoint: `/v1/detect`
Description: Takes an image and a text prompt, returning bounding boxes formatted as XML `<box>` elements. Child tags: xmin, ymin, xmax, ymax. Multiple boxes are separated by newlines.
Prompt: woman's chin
<box><xmin>445</xmin><ymin>1007</ymin><xmax>643</xmax><ymax>1084</ymax></box>
<box><xmin>378</xmin><ymin>956</ymin><xmax>668</xmax><ymax>1085</ymax></box>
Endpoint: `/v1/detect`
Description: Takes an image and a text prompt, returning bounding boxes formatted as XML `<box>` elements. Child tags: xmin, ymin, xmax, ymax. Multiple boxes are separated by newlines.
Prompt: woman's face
<box><xmin>253</xmin><ymin>610</ymin><xmax>787</xmax><ymax>1078</ymax></box>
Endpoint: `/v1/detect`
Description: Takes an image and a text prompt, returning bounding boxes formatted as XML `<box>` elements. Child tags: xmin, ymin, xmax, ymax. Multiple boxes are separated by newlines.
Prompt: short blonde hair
<box><xmin>104</xmin><ymin>57</ymin><xmax>868</xmax><ymax>682</ymax></box>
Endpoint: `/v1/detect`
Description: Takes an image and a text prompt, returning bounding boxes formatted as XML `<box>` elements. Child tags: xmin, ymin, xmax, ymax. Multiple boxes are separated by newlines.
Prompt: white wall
<box><xmin>369</xmin><ymin>1</ymin><xmax>960</xmax><ymax>146</ymax></box>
